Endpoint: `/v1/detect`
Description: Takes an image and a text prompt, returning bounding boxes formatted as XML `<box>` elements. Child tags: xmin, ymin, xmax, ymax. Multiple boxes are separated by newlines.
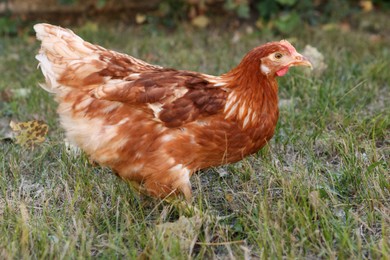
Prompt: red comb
<box><xmin>280</xmin><ymin>40</ymin><xmax>297</xmax><ymax>54</ymax></box>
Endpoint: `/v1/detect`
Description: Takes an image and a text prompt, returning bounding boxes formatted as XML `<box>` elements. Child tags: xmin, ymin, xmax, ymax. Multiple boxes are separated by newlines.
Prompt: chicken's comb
<box><xmin>279</xmin><ymin>40</ymin><xmax>297</xmax><ymax>54</ymax></box>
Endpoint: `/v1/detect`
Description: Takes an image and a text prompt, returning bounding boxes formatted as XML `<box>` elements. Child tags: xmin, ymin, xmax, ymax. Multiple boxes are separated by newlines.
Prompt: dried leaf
<box><xmin>135</xmin><ymin>13</ymin><xmax>147</xmax><ymax>24</ymax></box>
<box><xmin>225</xmin><ymin>193</ymin><xmax>234</xmax><ymax>202</ymax></box>
<box><xmin>360</xmin><ymin>0</ymin><xmax>373</xmax><ymax>12</ymax></box>
<box><xmin>191</xmin><ymin>15</ymin><xmax>209</xmax><ymax>28</ymax></box>
<box><xmin>10</xmin><ymin>120</ymin><xmax>48</xmax><ymax>147</ymax></box>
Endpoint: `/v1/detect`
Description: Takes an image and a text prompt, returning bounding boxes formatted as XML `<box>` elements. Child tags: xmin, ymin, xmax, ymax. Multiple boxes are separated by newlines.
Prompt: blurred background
<box><xmin>0</xmin><ymin>0</ymin><xmax>389</xmax><ymax>37</ymax></box>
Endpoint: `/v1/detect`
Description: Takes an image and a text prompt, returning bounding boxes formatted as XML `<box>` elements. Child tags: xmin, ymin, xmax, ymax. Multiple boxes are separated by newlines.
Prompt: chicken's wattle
<box><xmin>276</xmin><ymin>67</ymin><xmax>289</xmax><ymax>76</ymax></box>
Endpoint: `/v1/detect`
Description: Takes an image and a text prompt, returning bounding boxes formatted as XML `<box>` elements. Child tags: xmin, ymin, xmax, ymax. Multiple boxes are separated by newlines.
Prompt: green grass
<box><xmin>0</xmin><ymin>21</ymin><xmax>389</xmax><ymax>259</ymax></box>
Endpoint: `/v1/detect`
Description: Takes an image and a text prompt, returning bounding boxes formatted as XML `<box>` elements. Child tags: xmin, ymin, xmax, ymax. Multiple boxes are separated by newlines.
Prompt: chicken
<box><xmin>34</xmin><ymin>23</ymin><xmax>312</xmax><ymax>200</ymax></box>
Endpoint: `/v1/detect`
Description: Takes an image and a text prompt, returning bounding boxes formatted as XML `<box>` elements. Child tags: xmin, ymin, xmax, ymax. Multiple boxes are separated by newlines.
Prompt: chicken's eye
<box><xmin>274</xmin><ymin>53</ymin><xmax>283</xmax><ymax>59</ymax></box>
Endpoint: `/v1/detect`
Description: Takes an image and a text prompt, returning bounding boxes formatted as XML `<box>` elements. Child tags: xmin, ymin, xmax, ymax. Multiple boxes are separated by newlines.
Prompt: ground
<box><xmin>0</xmin><ymin>20</ymin><xmax>389</xmax><ymax>258</ymax></box>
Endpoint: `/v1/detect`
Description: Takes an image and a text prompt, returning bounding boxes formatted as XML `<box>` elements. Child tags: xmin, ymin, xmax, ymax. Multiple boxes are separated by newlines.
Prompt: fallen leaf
<box><xmin>10</xmin><ymin>120</ymin><xmax>48</xmax><ymax>147</ymax></box>
<box><xmin>191</xmin><ymin>15</ymin><xmax>209</xmax><ymax>28</ymax></box>
<box><xmin>135</xmin><ymin>13</ymin><xmax>147</xmax><ymax>24</ymax></box>
<box><xmin>225</xmin><ymin>193</ymin><xmax>234</xmax><ymax>202</ymax></box>
<box><xmin>360</xmin><ymin>0</ymin><xmax>373</xmax><ymax>12</ymax></box>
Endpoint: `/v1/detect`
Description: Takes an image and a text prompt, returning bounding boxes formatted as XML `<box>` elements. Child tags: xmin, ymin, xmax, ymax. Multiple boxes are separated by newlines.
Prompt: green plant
<box><xmin>0</xmin><ymin>15</ymin><xmax>20</xmax><ymax>36</ymax></box>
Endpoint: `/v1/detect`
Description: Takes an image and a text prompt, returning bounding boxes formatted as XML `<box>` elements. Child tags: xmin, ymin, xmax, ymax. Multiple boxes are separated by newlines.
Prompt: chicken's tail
<box><xmin>34</xmin><ymin>23</ymin><xmax>106</xmax><ymax>93</ymax></box>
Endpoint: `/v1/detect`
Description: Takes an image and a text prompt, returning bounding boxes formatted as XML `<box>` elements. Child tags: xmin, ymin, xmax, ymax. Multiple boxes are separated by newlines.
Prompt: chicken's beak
<box><xmin>290</xmin><ymin>55</ymin><xmax>313</xmax><ymax>69</ymax></box>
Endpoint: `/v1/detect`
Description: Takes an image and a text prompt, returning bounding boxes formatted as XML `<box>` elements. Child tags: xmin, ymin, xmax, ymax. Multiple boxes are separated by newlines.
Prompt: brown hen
<box><xmin>34</xmin><ymin>23</ymin><xmax>312</xmax><ymax>200</ymax></box>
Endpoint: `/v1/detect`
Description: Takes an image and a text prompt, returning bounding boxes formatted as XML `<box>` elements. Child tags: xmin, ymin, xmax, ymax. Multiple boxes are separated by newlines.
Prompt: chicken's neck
<box><xmin>222</xmin><ymin>69</ymin><xmax>279</xmax><ymax>133</ymax></box>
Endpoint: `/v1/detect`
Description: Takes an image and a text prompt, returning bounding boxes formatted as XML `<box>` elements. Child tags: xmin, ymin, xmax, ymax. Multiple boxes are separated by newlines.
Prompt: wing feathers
<box><xmin>35</xmin><ymin>23</ymin><xmax>228</xmax><ymax>128</ymax></box>
<box><xmin>91</xmin><ymin>70</ymin><xmax>228</xmax><ymax>127</ymax></box>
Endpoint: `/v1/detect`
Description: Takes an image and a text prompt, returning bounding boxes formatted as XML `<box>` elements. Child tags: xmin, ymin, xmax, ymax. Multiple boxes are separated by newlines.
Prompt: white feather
<box><xmin>224</xmin><ymin>93</ymin><xmax>236</xmax><ymax>113</ymax></box>
<box><xmin>243</xmin><ymin>114</ymin><xmax>250</xmax><ymax>128</ymax></box>
<box><xmin>36</xmin><ymin>53</ymin><xmax>58</xmax><ymax>91</ymax></box>
<box><xmin>148</xmin><ymin>103</ymin><xmax>163</xmax><ymax>117</ymax></box>
<box><xmin>161</xmin><ymin>134</ymin><xmax>174</xmax><ymax>142</ymax></box>
<box><xmin>225</xmin><ymin>102</ymin><xmax>238</xmax><ymax>118</ymax></box>
<box><xmin>261</xmin><ymin>64</ymin><xmax>271</xmax><ymax>75</ymax></box>
<box><xmin>214</xmin><ymin>82</ymin><xmax>227</xmax><ymax>87</ymax></box>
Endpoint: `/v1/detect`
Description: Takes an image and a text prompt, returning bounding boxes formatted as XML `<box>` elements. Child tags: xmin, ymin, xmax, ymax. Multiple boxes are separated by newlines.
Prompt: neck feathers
<box><xmin>222</xmin><ymin>60</ymin><xmax>279</xmax><ymax>131</ymax></box>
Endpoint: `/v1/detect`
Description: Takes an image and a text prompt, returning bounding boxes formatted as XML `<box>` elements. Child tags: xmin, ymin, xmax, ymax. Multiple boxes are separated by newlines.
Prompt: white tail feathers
<box><xmin>34</xmin><ymin>23</ymin><xmax>80</xmax><ymax>42</ymax></box>
<box><xmin>34</xmin><ymin>23</ymin><xmax>104</xmax><ymax>93</ymax></box>
<box><xmin>36</xmin><ymin>53</ymin><xmax>57</xmax><ymax>92</ymax></box>
<box><xmin>35</xmin><ymin>23</ymin><xmax>161</xmax><ymax>94</ymax></box>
